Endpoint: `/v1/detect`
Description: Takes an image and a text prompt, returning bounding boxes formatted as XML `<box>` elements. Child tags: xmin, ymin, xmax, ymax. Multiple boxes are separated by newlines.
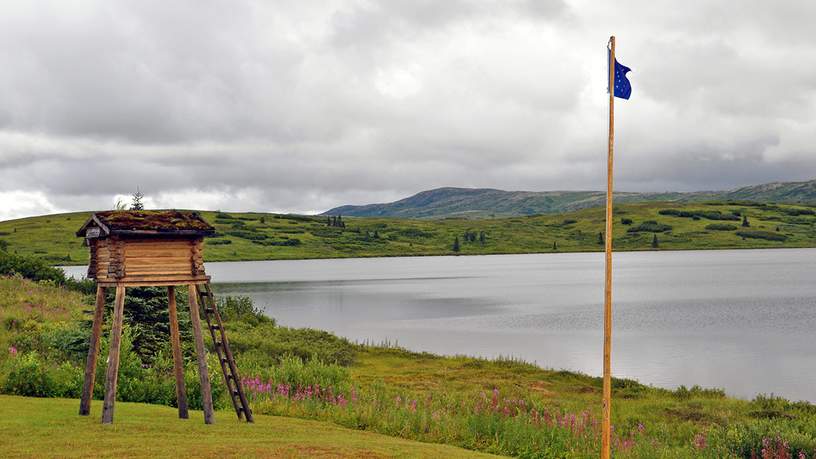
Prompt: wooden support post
<box><xmin>101</xmin><ymin>284</ymin><xmax>126</xmax><ymax>424</ymax></box>
<box><xmin>188</xmin><ymin>284</ymin><xmax>215</xmax><ymax>424</ymax></box>
<box><xmin>167</xmin><ymin>286</ymin><xmax>188</xmax><ymax>419</ymax></box>
<box><xmin>79</xmin><ymin>285</ymin><xmax>106</xmax><ymax>415</ymax></box>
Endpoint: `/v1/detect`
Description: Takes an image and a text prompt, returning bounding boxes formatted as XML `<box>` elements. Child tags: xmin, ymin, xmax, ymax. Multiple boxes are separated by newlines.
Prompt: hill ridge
<box><xmin>323</xmin><ymin>179</ymin><xmax>816</xmax><ymax>218</ymax></box>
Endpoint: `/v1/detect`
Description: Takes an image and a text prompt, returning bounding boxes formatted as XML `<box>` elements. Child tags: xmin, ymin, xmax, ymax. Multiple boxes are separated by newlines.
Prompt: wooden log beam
<box><xmin>79</xmin><ymin>285</ymin><xmax>106</xmax><ymax>416</ymax></box>
<box><xmin>101</xmin><ymin>284</ymin><xmax>126</xmax><ymax>424</ymax></box>
<box><xmin>188</xmin><ymin>284</ymin><xmax>214</xmax><ymax>424</ymax></box>
<box><xmin>167</xmin><ymin>286</ymin><xmax>188</xmax><ymax>419</ymax></box>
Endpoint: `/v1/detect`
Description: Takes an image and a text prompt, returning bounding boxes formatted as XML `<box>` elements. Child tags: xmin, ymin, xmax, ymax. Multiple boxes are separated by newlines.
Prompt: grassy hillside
<box><xmin>1</xmin><ymin>201</ymin><xmax>816</xmax><ymax>266</ymax></box>
<box><xmin>323</xmin><ymin>180</ymin><xmax>816</xmax><ymax>218</ymax></box>
<box><xmin>0</xmin><ymin>395</ymin><xmax>493</xmax><ymax>458</ymax></box>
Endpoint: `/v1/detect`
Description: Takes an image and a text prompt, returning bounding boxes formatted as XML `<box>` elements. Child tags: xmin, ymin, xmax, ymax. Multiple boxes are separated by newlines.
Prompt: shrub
<box><xmin>658</xmin><ymin>209</ymin><xmax>740</xmax><ymax>221</ymax></box>
<box><xmin>217</xmin><ymin>296</ymin><xmax>274</xmax><ymax>326</ymax></box>
<box><xmin>225</xmin><ymin>230</ymin><xmax>267</xmax><ymax>241</ymax></box>
<box><xmin>736</xmin><ymin>230</ymin><xmax>787</xmax><ymax>242</ymax></box>
<box><xmin>207</xmin><ymin>239</ymin><xmax>232</xmax><ymax>245</ymax></box>
<box><xmin>620</xmin><ymin>218</ymin><xmax>633</xmax><ymax>225</ymax></box>
<box><xmin>0</xmin><ymin>251</ymin><xmax>66</xmax><ymax>284</ymax></box>
<box><xmin>627</xmin><ymin>221</ymin><xmax>672</xmax><ymax>233</ymax></box>
<box><xmin>252</xmin><ymin>239</ymin><xmax>301</xmax><ymax>246</ymax></box>
<box><xmin>705</xmin><ymin>223</ymin><xmax>737</xmax><ymax>231</ymax></box>
<box><xmin>783</xmin><ymin>208</ymin><xmax>815</xmax><ymax>216</ymax></box>
<box><xmin>1</xmin><ymin>352</ymin><xmax>53</xmax><ymax>397</ymax></box>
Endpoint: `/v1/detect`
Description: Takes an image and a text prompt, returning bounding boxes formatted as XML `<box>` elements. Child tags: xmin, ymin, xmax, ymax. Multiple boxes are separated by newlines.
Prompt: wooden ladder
<box><xmin>197</xmin><ymin>283</ymin><xmax>254</xmax><ymax>422</ymax></box>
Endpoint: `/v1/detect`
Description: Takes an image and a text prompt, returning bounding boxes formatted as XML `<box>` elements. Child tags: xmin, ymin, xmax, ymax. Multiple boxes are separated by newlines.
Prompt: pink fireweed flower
<box><xmin>409</xmin><ymin>399</ymin><xmax>417</xmax><ymax>413</ymax></box>
<box><xmin>394</xmin><ymin>395</ymin><xmax>402</xmax><ymax>407</ymax></box>
<box><xmin>693</xmin><ymin>433</ymin><xmax>707</xmax><ymax>450</ymax></box>
<box><xmin>8</xmin><ymin>346</ymin><xmax>18</xmax><ymax>357</ymax></box>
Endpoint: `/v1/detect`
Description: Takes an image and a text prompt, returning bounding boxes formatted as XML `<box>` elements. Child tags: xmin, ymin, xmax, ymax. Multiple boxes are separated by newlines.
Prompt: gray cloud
<box><xmin>0</xmin><ymin>0</ymin><xmax>814</xmax><ymax>220</ymax></box>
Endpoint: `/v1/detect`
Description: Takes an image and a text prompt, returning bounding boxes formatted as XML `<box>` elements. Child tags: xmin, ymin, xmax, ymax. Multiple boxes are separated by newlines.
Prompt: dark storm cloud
<box><xmin>0</xmin><ymin>0</ymin><xmax>814</xmax><ymax>220</ymax></box>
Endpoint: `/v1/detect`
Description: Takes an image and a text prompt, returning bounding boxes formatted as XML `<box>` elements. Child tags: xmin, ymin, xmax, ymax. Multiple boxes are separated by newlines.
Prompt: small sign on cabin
<box><xmin>76</xmin><ymin>210</ymin><xmax>215</xmax><ymax>285</ymax></box>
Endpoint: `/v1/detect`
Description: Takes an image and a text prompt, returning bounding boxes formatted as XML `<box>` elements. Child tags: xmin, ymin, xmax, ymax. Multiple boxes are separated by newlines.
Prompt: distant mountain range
<box><xmin>323</xmin><ymin>179</ymin><xmax>816</xmax><ymax>218</ymax></box>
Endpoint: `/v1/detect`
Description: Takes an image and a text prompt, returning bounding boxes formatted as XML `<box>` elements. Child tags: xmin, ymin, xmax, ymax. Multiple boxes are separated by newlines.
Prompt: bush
<box><xmin>227</xmin><ymin>322</ymin><xmax>357</xmax><ymax>367</ymax></box>
<box><xmin>0</xmin><ymin>252</ymin><xmax>66</xmax><ymax>284</ymax></box>
<box><xmin>658</xmin><ymin>209</ymin><xmax>740</xmax><ymax>221</ymax></box>
<box><xmin>627</xmin><ymin>220</ymin><xmax>672</xmax><ymax>233</ymax></box>
<box><xmin>226</xmin><ymin>230</ymin><xmax>267</xmax><ymax>241</ymax></box>
<box><xmin>783</xmin><ymin>208</ymin><xmax>815</xmax><ymax>216</ymax></box>
<box><xmin>705</xmin><ymin>223</ymin><xmax>737</xmax><ymax>231</ymax></box>
<box><xmin>620</xmin><ymin>218</ymin><xmax>633</xmax><ymax>225</ymax></box>
<box><xmin>1</xmin><ymin>352</ymin><xmax>53</xmax><ymax>397</ymax></box>
<box><xmin>217</xmin><ymin>296</ymin><xmax>274</xmax><ymax>326</ymax></box>
<box><xmin>207</xmin><ymin>239</ymin><xmax>232</xmax><ymax>245</ymax></box>
<box><xmin>736</xmin><ymin>230</ymin><xmax>787</xmax><ymax>242</ymax></box>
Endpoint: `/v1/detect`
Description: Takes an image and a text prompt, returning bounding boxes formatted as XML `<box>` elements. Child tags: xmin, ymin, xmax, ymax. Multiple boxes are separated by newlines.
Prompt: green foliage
<box><xmin>620</xmin><ymin>218</ymin><xmax>633</xmax><ymax>225</ymax></box>
<box><xmin>227</xmin><ymin>321</ymin><xmax>357</xmax><ymax>367</ymax></box>
<box><xmin>736</xmin><ymin>230</ymin><xmax>788</xmax><ymax>242</ymax></box>
<box><xmin>1</xmin><ymin>352</ymin><xmax>55</xmax><ymax>397</ymax></box>
<box><xmin>452</xmin><ymin>236</ymin><xmax>460</xmax><ymax>252</ymax></box>
<box><xmin>705</xmin><ymin>223</ymin><xmax>738</xmax><ymax>231</ymax></box>
<box><xmin>0</xmin><ymin>251</ymin><xmax>65</xmax><ymax>284</ymax></box>
<box><xmin>659</xmin><ymin>209</ymin><xmax>740</xmax><ymax>221</ymax></box>
<box><xmin>626</xmin><ymin>220</ymin><xmax>672</xmax><ymax>233</ymax></box>
<box><xmin>207</xmin><ymin>238</ymin><xmax>232</xmax><ymax>245</ymax></box>
<box><xmin>217</xmin><ymin>296</ymin><xmax>274</xmax><ymax>326</ymax></box>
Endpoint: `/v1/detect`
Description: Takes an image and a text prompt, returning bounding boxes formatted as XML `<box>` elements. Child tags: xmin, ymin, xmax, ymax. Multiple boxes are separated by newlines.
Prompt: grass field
<box><xmin>0</xmin><ymin>395</ymin><xmax>495</xmax><ymax>458</ymax></box>
<box><xmin>1</xmin><ymin>201</ymin><xmax>815</xmax><ymax>265</ymax></box>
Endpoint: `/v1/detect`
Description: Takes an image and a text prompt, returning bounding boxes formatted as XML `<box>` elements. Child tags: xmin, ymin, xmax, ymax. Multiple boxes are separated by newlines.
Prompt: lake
<box><xmin>62</xmin><ymin>248</ymin><xmax>816</xmax><ymax>402</ymax></box>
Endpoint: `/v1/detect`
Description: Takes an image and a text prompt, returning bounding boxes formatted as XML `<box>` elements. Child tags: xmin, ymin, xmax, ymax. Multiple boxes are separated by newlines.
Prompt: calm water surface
<box><xmin>63</xmin><ymin>249</ymin><xmax>816</xmax><ymax>401</ymax></box>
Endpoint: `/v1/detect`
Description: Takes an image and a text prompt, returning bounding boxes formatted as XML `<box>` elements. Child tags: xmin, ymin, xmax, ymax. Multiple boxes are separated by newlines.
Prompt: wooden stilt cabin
<box><xmin>76</xmin><ymin>210</ymin><xmax>253</xmax><ymax>425</ymax></box>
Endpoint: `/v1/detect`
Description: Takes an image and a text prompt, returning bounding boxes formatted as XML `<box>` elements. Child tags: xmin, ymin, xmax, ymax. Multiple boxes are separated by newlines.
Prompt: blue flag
<box><xmin>608</xmin><ymin>51</ymin><xmax>632</xmax><ymax>100</ymax></box>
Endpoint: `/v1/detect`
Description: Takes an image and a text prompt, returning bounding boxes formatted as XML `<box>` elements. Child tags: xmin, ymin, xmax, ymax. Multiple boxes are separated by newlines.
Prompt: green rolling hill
<box><xmin>2</xmin><ymin>200</ymin><xmax>815</xmax><ymax>266</ymax></box>
<box><xmin>322</xmin><ymin>179</ymin><xmax>816</xmax><ymax>218</ymax></box>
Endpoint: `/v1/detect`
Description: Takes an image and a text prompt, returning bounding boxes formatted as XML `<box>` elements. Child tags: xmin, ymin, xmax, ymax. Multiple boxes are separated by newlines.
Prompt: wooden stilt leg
<box><xmin>79</xmin><ymin>285</ymin><xmax>106</xmax><ymax>415</ymax></box>
<box><xmin>188</xmin><ymin>284</ymin><xmax>214</xmax><ymax>424</ymax></box>
<box><xmin>101</xmin><ymin>284</ymin><xmax>126</xmax><ymax>424</ymax></box>
<box><xmin>167</xmin><ymin>286</ymin><xmax>188</xmax><ymax>419</ymax></box>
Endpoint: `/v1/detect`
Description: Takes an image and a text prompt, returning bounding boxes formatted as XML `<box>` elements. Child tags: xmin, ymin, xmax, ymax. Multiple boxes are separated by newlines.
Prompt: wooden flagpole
<box><xmin>601</xmin><ymin>35</ymin><xmax>616</xmax><ymax>459</ymax></box>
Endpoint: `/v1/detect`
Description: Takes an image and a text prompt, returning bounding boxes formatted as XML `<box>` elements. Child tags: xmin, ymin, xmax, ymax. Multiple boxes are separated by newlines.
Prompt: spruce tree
<box><xmin>552</xmin><ymin>241</ymin><xmax>558</xmax><ymax>251</ymax></box>
<box><xmin>598</xmin><ymin>232</ymin><xmax>604</xmax><ymax>245</ymax></box>
<box><xmin>742</xmin><ymin>215</ymin><xmax>750</xmax><ymax>227</ymax></box>
<box><xmin>452</xmin><ymin>236</ymin><xmax>460</xmax><ymax>252</ymax></box>
<box><xmin>130</xmin><ymin>188</ymin><xmax>145</xmax><ymax>210</ymax></box>
<box><xmin>479</xmin><ymin>231</ymin><xmax>486</xmax><ymax>244</ymax></box>
<box><xmin>651</xmin><ymin>234</ymin><xmax>659</xmax><ymax>249</ymax></box>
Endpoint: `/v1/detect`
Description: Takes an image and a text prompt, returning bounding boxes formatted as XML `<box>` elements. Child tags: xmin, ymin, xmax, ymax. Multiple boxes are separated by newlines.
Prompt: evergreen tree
<box><xmin>452</xmin><ymin>236</ymin><xmax>460</xmax><ymax>252</ymax></box>
<box><xmin>479</xmin><ymin>231</ymin><xmax>486</xmax><ymax>244</ymax></box>
<box><xmin>742</xmin><ymin>215</ymin><xmax>750</xmax><ymax>227</ymax></box>
<box><xmin>552</xmin><ymin>241</ymin><xmax>558</xmax><ymax>251</ymax></box>
<box><xmin>130</xmin><ymin>188</ymin><xmax>145</xmax><ymax>210</ymax></box>
<box><xmin>651</xmin><ymin>234</ymin><xmax>659</xmax><ymax>249</ymax></box>
<box><xmin>260</xmin><ymin>216</ymin><xmax>266</xmax><ymax>224</ymax></box>
<box><xmin>598</xmin><ymin>232</ymin><xmax>604</xmax><ymax>245</ymax></box>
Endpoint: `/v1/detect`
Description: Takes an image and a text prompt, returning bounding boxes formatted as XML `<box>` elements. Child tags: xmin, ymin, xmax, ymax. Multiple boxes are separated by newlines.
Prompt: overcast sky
<box><xmin>1</xmin><ymin>0</ymin><xmax>814</xmax><ymax>220</ymax></box>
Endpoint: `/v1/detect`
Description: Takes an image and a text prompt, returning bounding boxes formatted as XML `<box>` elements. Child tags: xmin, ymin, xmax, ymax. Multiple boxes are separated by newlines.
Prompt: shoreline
<box><xmin>54</xmin><ymin>243</ymin><xmax>816</xmax><ymax>267</ymax></box>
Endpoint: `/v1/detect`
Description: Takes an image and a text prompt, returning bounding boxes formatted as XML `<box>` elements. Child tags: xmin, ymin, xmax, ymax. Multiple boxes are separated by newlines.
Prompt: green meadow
<box><xmin>1</xmin><ymin>201</ymin><xmax>815</xmax><ymax>265</ymax></box>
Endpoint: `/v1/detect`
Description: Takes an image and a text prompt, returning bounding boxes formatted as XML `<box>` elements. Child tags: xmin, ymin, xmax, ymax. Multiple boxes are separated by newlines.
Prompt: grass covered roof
<box><xmin>77</xmin><ymin>210</ymin><xmax>215</xmax><ymax>237</ymax></box>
